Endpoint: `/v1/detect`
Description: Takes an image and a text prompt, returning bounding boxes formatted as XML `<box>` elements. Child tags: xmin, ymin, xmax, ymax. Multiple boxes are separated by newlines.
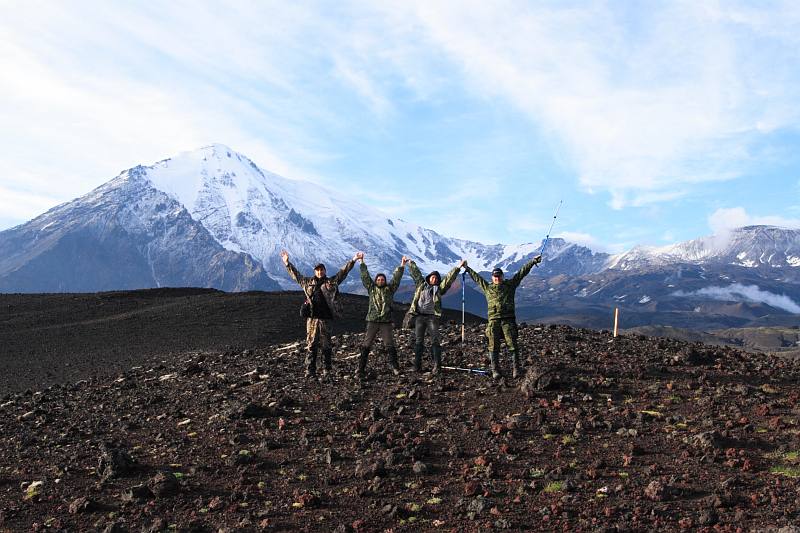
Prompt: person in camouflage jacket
<box><xmin>281</xmin><ymin>249</ymin><xmax>359</xmax><ymax>378</ymax></box>
<box><xmin>356</xmin><ymin>253</ymin><xmax>406</xmax><ymax>379</ymax></box>
<box><xmin>407</xmin><ymin>258</ymin><xmax>463</xmax><ymax>373</ymax></box>
<box><xmin>463</xmin><ymin>254</ymin><xmax>542</xmax><ymax>379</ymax></box>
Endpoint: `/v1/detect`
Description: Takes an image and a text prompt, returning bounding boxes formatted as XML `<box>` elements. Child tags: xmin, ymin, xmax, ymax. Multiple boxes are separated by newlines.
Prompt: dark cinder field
<box><xmin>0</xmin><ymin>288</ymin><xmax>480</xmax><ymax>394</ymax></box>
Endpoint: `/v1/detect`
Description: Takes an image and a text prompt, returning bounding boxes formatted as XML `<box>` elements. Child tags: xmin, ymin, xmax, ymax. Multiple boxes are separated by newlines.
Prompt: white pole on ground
<box><xmin>613</xmin><ymin>307</ymin><xmax>619</xmax><ymax>338</ymax></box>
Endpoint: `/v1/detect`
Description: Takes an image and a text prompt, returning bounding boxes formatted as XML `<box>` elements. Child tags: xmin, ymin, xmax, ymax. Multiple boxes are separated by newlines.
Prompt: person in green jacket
<box><xmin>463</xmin><ymin>255</ymin><xmax>542</xmax><ymax>379</ymax></box>
<box><xmin>407</xmin><ymin>258</ymin><xmax>463</xmax><ymax>373</ymax></box>
<box><xmin>357</xmin><ymin>253</ymin><xmax>406</xmax><ymax>379</ymax></box>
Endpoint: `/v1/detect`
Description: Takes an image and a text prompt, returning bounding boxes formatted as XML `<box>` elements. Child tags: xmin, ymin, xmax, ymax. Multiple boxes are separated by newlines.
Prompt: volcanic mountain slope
<box><xmin>3</xmin><ymin>325</ymin><xmax>800</xmax><ymax>531</ymax></box>
<box><xmin>0</xmin><ymin>144</ymin><xmax>604</xmax><ymax>293</ymax></box>
<box><xmin>0</xmin><ymin>167</ymin><xmax>278</xmax><ymax>293</ymax></box>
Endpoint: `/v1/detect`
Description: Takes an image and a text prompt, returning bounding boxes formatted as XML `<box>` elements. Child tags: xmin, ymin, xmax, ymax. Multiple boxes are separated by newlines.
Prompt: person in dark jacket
<box><xmin>463</xmin><ymin>255</ymin><xmax>542</xmax><ymax>379</ymax></box>
<box><xmin>281</xmin><ymin>249</ymin><xmax>359</xmax><ymax>378</ymax></box>
<box><xmin>357</xmin><ymin>253</ymin><xmax>406</xmax><ymax>379</ymax></box>
<box><xmin>407</xmin><ymin>258</ymin><xmax>463</xmax><ymax>373</ymax></box>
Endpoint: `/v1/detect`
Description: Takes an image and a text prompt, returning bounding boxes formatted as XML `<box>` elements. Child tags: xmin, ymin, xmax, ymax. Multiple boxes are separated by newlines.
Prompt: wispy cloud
<box><xmin>674</xmin><ymin>283</ymin><xmax>800</xmax><ymax>314</ymax></box>
<box><xmin>393</xmin><ymin>1</ymin><xmax>800</xmax><ymax>208</ymax></box>
<box><xmin>708</xmin><ymin>207</ymin><xmax>800</xmax><ymax>234</ymax></box>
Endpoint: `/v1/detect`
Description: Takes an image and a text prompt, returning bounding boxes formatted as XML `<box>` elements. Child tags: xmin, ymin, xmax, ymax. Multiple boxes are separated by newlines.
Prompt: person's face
<box><xmin>314</xmin><ymin>267</ymin><xmax>326</xmax><ymax>278</ymax></box>
<box><xmin>492</xmin><ymin>273</ymin><xmax>503</xmax><ymax>285</ymax></box>
<box><xmin>428</xmin><ymin>275</ymin><xmax>440</xmax><ymax>285</ymax></box>
<box><xmin>375</xmin><ymin>275</ymin><xmax>387</xmax><ymax>287</ymax></box>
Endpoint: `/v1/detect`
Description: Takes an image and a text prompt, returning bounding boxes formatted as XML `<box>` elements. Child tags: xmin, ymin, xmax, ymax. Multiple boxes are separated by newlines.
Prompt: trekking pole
<box><xmin>461</xmin><ymin>271</ymin><xmax>466</xmax><ymax>343</ymax></box>
<box><xmin>538</xmin><ymin>200</ymin><xmax>563</xmax><ymax>258</ymax></box>
<box><xmin>441</xmin><ymin>365</ymin><xmax>490</xmax><ymax>376</ymax></box>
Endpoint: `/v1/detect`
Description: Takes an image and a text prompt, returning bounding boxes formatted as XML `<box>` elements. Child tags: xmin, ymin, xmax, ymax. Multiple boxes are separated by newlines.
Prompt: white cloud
<box><xmin>708</xmin><ymin>207</ymin><xmax>800</xmax><ymax>234</ymax></box>
<box><xmin>556</xmin><ymin>231</ymin><xmax>601</xmax><ymax>249</ymax></box>
<box><xmin>674</xmin><ymin>283</ymin><xmax>800</xmax><ymax>314</ymax></box>
<box><xmin>394</xmin><ymin>1</ymin><xmax>800</xmax><ymax>207</ymax></box>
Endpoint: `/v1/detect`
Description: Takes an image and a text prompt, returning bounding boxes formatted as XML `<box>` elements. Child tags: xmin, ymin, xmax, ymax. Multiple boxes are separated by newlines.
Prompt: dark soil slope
<box><xmin>0</xmin><ymin>289</ymin><xmax>482</xmax><ymax>394</ymax></box>
<box><xmin>3</xmin><ymin>324</ymin><xmax>800</xmax><ymax>531</ymax></box>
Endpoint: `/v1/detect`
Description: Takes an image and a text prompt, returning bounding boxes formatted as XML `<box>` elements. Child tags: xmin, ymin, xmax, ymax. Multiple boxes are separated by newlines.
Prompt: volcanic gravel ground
<box><xmin>3</xmin><ymin>324</ymin><xmax>800</xmax><ymax>531</ymax></box>
<box><xmin>0</xmin><ymin>289</ymin><xmax>479</xmax><ymax>395</ymax></box>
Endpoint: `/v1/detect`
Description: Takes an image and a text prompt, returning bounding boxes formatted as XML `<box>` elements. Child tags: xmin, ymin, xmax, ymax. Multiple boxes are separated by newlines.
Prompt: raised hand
<box><xmin>401</xmin><ymin>256</ymin><xmax>409</xmax><ymax>266</ymax></box>
<box><xmin>354</xmin><ymin>251</ymin><xmax>365</xmax><ymax>262</ymax></box>
<box><xmin>459</xmin><ymin>259</ymin><xmax>467</xmax><ymax>269</ymax></box>
<box><xmin>280</xmin><ymin>250</ymin><xmax>289</xmax><ymax>265</ymax></box>
<box><xmin>533</xmin><ymin>255</ymin><xmax>542</xmax><ymax>265</ymax></box>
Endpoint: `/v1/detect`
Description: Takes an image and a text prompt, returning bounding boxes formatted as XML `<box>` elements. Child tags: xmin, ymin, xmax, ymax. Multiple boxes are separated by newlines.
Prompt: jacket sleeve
<box><xmin>389</xmin><ymin>265</ymin><xmax>405</xmax><ymax>293</ymax></box>
<box><xmin>408</xmin><ymin>261</ymin><xmax>424</xmax><ymax>286</ymax></box>
<box><xmin>510</xmin><ymin>257</ymin><xmax>539</xmax><ymax>287</ymax></box>
<box><xmin>359</xmin><ymin>263</ymin><xmax>374</xmax><ymax>291</ymax></box>
<box><xmin>465</xmin><ymin>266</ymin><xmax>489</xmax><ymax>292</ymax></box>
<box><xmin>285</xmin><ymin>261</ymin><xmax>310</xmax><ymax>289</ymax></box>
<box><xmin>332</xmin><ymin>259</ymin><xmax>356</xmax><ymax>285</ymax></box>
<box><xmin>439</xmin><ymin>265</ymin><xmax>461</xmax><ymax>294</ymax></box>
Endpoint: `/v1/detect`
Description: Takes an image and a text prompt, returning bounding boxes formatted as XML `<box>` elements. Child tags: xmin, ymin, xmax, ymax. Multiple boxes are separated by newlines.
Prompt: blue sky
<box><xmin>1</xmin><ymin>1</ymin><xmax>799</xmax><ymax>252</ymax></box>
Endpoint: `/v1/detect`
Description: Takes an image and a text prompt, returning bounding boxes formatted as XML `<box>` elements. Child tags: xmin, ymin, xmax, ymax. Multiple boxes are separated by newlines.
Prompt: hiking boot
<box><xmin>305</xmin><ymin>348</ymin><xmax>318</xmax><ymax>378</ymax></box>
<box><xmin>511</xmin><ymin>350</ymin><xmax>522</xmax><ymax>379</ymax></box>
<box><xmin>431</xmin><ymin>345</ymin><xmax>442</xmax><ymax>375</ymax></box>
<box><xmin>356</xmin><ymin>347</ymin><xmax>369</xmax><ymax>380</ymax></box>
<box><xmin>388</xmin><ymin>347</ymin><xmax>401</xmax><ymax>376</ymax></box>
<box><xmin>322</xmin><ymin>348</ymin><xmax>333</xmax><ymax>376</ymax></box>
<box><xmin>489</xmin><ymin>351</ymin><xmax>502</xmax><ymax>380</ymax></box>
<box><xmin>413</xmin><ymin>343</ymin><xmax>424</xmax><ymax>372</ymax></box>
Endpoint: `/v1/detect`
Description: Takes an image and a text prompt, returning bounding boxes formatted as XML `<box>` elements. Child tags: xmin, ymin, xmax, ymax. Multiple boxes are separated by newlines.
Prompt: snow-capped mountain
<box><xmin>0</xmin><ymin>144</ymin><xmax>602</xmax><ymax>293</ymax></box>
<box><xmin>607</xmin><ymin>226</ymin><xmax>800</xmax><ymax>271</ymax></box>
<box><xmin>1</xmin><ymin>143</ymin><xmax>798</xmax><ymax>332</ymax></box>
<box><xmin>0</xmin><ymin>163</ymin><xmax>277</xmax><ymax>293</ymax></box>
<box><xmin>118</xmin><ymin>144</ymin><xmax>596</xmax><ymax>288</ymax></box>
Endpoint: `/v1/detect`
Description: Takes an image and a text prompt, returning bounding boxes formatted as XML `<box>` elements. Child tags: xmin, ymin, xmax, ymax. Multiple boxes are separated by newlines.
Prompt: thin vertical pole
<box><xmin>613</xmin><ymin>307</ymin><xmax>619</xmax><ymax>338</ymax></box>
<box><xmin>461</xmin><ymin>272</ymin><xmax>466</xmax><ymax>344</ymax></box>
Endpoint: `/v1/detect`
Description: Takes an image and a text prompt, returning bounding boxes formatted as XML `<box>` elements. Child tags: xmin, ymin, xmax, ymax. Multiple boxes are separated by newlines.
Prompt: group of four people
<box><xmin>280</xmin><ymin>250</ymin><xmax>542</xmax><ymax>380</ymax></box>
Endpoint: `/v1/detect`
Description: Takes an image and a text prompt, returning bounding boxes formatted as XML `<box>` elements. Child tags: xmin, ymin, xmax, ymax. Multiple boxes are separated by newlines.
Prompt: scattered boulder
<box><xmin>147</xmin><ymin>472</ymin><xmax>180</xmax><ymax>497</ymax></box>
<box><xmin>98</xmin><ymin>443</ymin><xmax>137</xmax><ymax>481</ymax></box>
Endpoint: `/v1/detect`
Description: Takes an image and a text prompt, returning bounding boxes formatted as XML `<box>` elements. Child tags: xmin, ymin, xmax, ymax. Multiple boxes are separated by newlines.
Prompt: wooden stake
<box><xmin>613</xmin><ymin>307</ymin><xmax>619</xmax><ymax>338</ymax></box>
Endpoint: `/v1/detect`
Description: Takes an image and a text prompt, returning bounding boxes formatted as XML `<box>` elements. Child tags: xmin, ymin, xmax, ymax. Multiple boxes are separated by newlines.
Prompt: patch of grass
<box><xmin>542</xmin><ymin>481</ymin><xmax>564</xmax><ymax>494</ymax></box>
<box><xmin>529</xmin><ymin>468</ymin><xmax>545</xmax><ymax>479</ymax></box>
<box><xmin>542</xmin><ymin>434</ymin><xmax>555</xmax><ymax>440</ymax></box>
<box><xmin>785</xmin><ymin>451</ymin><xmax>800</xmax><ymax>462</ymax></box>
<box><xmin>770</xmin><ymin>465</ymin><xmax>800</xmax><ymax>478</ymax></box>
<box><xmin>561</xmin><ymin>435</ymin><xmax>575</xmax><ymax>445</ymax></box>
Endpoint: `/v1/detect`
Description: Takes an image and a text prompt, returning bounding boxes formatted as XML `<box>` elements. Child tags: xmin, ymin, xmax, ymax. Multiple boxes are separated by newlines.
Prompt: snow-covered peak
<box><xmin>607</xmin><ymin>226</ymin><xmax>800</xmax><ymax>270</ymax></box>
<box><xmin>132</xmin><ymin>145</ymin><xmax>568</xmax><ymax>286</ymax></box>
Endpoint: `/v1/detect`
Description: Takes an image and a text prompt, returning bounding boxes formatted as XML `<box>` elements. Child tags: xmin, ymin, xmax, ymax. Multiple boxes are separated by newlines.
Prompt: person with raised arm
<box><xmin>406</xmin><ymin>258</ymin><xmax>464</xmax><ymax>373</ymax></box>
<box><xmin>356</xmin><ymin>253</ymin><xmax>406</xmax><ymax>379</ymax></box>
<box><xmin>462</xmin><ymin>255</ymin><xmax>542</xmax><ymax>379</ymax></box>
<box><xmin>281</xmin><ymin>249</ymin><xmax>360</xmax><ymax>379</ymax></box>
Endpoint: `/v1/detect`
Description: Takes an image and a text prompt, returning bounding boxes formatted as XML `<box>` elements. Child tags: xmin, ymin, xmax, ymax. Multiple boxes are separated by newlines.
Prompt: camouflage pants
<box><xmin>363</xmin><ymin>322</ymin><xmax>396</xmax><ymax>349</ymax></box>
<box><xmin>486</xmin><ymin>319</ymin><xmax>518</xmax><ymax>352</ymax></box>
<box><xmin>306</xmin><ymin>318</ymin><xmax>332</xmax><ymax>351</ymax></box>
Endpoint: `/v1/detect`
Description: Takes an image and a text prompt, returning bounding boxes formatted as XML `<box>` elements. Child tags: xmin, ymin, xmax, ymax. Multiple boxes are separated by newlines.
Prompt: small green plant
<box><xmin>542</xmin><ymin>481</ymin><xmax>564</xmax><ymax>493</ymax></box>
<box><xmin>770</xmin><ymin>465</ymin><xmax>800</xmax><ymax>478</ymax></box>
<box><xmin>561</xmin><ymin>435</ymin><xmax>575</xmax><ymax>445</ymax></box>
<box><xmin>529</xmin><ymin>468</ymin><xmax>545</xmax><ymax>479</ymax></box>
